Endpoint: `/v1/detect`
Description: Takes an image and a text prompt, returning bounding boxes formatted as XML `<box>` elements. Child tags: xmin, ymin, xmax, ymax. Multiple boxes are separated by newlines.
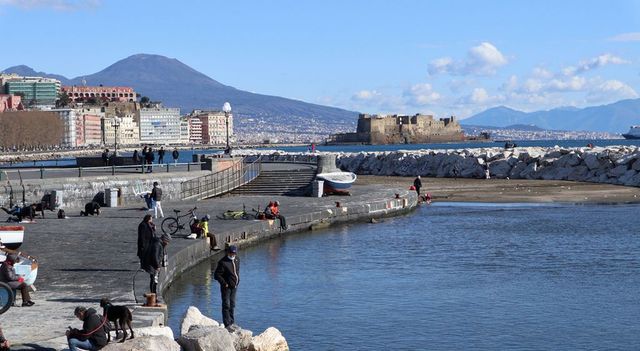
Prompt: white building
<box><xmin>188</xmin><ymin>117</ymin><xmax>203</xmax><ymax>144</ymax></box>
<box><xmin>138</xmin><ymin>107</ymin><xmax>181</xmax><ymax>144</ymax></box>
<box><xmin>103</xmin><ymin>114</ymin><xmax>140</xmax><ymax>146</ymax></box>
<box><xmin>179</xmin><ymin>118</ymin><xmax>190</xmax><ymax>144</ymax></box>
<box><xmin>50</xmin><ymin>108</ymin><xmax>77</xmax><ymax>147</ymax></box>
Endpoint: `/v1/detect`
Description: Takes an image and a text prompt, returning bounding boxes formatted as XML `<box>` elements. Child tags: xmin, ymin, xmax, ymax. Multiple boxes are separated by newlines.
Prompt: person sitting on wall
<box><xmin>190</xmin><ymin>218</ymin><xmax>204</xmax><ymax>238</ymax></box>
<box><xmin>270</xmin><ymin>201</ymin><xmax>287</xmax><ymax>230</ymax></box>
<box><xmin>264</xmin><ymin>201</ymin><xmax>274</xmax><ymax>219</ymax></box>
<box><xmin>80</xmin><ymin>201</ymin><xmax>101</xmax><ymax>216</ymax></box>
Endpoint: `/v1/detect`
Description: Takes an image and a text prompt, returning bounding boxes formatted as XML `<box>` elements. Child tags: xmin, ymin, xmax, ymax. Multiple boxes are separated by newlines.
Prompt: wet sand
<box><xmin>357</xmin><ymin>175</ymin><xmax>640</xmax><ymax>204</ymax></box>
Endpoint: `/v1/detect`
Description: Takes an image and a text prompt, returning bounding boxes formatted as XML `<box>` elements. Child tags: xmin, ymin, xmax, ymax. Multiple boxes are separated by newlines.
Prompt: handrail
<box><xmin>180</xmin><ymin>157</ymin><xmax>262</xmax><ymax>201</ymax></box>
<box><xmin>241</xmin><ymin>154</ymin><xmax>318</xmax><ymax>165</ymax></box>
<box><xmin>0</xmin><ymin>162</ymin><xmax>205</xmax><ymax>180</ymax></box>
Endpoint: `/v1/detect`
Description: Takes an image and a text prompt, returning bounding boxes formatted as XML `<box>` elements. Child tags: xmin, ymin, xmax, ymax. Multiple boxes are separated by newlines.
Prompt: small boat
<box><xmin>0</xmin><ymin>226</ymin><xmax>24</xmax><ymax>250</ymax></box>
<box><xmin>316</xmin><ymin>171</ymin><xmax>357</xmax><ymax>189</ymax></box>
<box><xmin>622</xmin><ymin>126</ymin><xmax>640</xmax><ymax>139</ymax></box>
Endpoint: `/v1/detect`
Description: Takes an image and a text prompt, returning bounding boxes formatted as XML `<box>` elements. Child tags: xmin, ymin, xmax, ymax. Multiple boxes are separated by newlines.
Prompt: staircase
<box><xmin>231</xmin><ymin>169</ymin><xmax>317</xmax><ymax>196</ymax></box>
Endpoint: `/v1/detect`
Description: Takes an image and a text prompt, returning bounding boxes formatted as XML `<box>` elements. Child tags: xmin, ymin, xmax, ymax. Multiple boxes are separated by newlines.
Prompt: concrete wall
<box><xmin>0</xmin><ymin>171</ymin><xmax>210</xmax><ymax>209</ymax></box>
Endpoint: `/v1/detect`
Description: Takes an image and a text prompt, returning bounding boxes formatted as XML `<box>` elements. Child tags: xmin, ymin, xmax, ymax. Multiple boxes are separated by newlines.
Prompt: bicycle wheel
<box><xmin>0</xmin><ymin>281</ymin><xmax>14</xmax><ymax>315</ymax></box>
<box><xmin>161</xmin><ymin>217</ymin><xmax>180</xmax><ymax>236</ymax></box>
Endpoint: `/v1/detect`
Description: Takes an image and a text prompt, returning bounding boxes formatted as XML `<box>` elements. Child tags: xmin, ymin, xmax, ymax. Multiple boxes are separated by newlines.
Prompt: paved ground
<box><xmin>1</xmin><ymin>181</ymin><xmax>407</xmax><ymax>350</ymax></box>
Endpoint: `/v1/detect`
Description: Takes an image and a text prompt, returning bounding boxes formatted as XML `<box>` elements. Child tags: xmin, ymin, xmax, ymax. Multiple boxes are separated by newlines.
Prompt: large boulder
<box><xmin>177</xmin><ymin>325</ymin><xmax>235</xmax><ymax>351</ymax></box>
<box><xmin>488</xmin><ymin>160</ymin><xmax>512</xmax><ymax>178</ymax></box>
<box><xmin>102</xmin><ymin>336</ymin><xmax>180</xmax><ymax>351</ymax></box>
<box><xmin>250</xmin><ymin>327</ymin><xmax>289</xmax><ymax>351</ymax></box>
<box><xmin>134</xmin><ymin>326</ymin><xmax>174</xmax><ymax>339</ymax></box>
<box><xmin>231</xmin><ymin>328</ymin><xmax>254</xmax><ymax>351</ymax></box>
<box><xmin>181</xmin><ymin>306</ymin><xmax>220</xmax><ymax>336</ymax></box>
<box><xmin>608</xmin><ymin>164</ymin><xmax>629</xmax><ymax>178</ymax></box>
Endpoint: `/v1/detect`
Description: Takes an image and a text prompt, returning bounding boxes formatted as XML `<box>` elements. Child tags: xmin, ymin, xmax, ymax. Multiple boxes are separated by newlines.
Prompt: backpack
<box><xmin>57</xmin><ymin>209</ymin><xmax>66</xmax><ymax>219</ymax></box>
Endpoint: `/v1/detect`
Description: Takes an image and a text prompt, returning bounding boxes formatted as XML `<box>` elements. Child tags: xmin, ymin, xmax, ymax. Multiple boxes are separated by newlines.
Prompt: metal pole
<box><xmin>40</xmin><ymin>167</ymin><xmax>44</xmax><ymax>179</ymax></box>
<box><xmin>225</xmin><ymin>112</ymin><xmax>230</xmax><ymax>155</ymax></box>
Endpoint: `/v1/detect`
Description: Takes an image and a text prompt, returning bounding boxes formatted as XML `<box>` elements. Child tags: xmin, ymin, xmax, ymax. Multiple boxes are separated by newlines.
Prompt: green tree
<box><xmin>140</xmin><ymin>96</ymin><xmax>150</xmax><ymax>106</ymax></box>
<box><xmin>56</xmin><ymin>92</ymin><xmax>71</xmax><ymax>108</ymax></box>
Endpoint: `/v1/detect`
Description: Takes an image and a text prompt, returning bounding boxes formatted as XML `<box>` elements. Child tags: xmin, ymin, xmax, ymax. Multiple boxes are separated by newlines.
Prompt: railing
<box><xmin>180</xmin><ymin>157</ymin><xmax>262</xmax><ymax>201</ymax></box>
<box><xmin>0</xmin><ymin>162</ymin><xmax>205</xmax><ymax>181</ymax></box>
<box><xmin>242</xmin><ymin>154</ymin><xmax>318</xmax><ymax>165</ymax></box>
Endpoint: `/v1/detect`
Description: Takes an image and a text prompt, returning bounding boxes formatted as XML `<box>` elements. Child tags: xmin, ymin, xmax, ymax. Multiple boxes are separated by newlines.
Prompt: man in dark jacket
<box><xmin>145</xmin><ymin>148</ymin><xmax>154</xmax><ymax>172</ymax></box>
<box><xmin>151</xmin><ymin>182</ymin><xmax>163</xmax><ymax>218</ymax></box>
<box><xmin>158</xmin><ymin>147</ymin><xmax>166</xmax><ymax>164</ymax></box>
<box><xmin>137</xmin><ymin>214</ymin><xmax>155</xmax><ymax>266</ymax></box>
<box><xmin>215</xmin><ymin>245</ymin><xmax>240</xmax><ymax>331</ymax></box>
<box><xmin>80</xmin><ymin>201</ymin><xmax>101</xmax><ymax>216</ymax></box>
<box><xmin>413</xmin><ymin>175</ymin><xmax>422</xmax><ymax>196</ymax></box>
<box><xmin>141</xmin><ymin>232</ymin><xmax>170</xmax><ymax>295</ymax></box>
<box><xmin>0</xmin><ymin>254</ymin><xmax>34</xmax><ymax>306</ymax></box>
<box><xmin>172</xmin><ymin>148</ymin><xmax>179</xmax><ymax>164</ymax></box>
<box><xmin>66</xmin><ymin>306</ymin><xmax>108</xmax><ymax>351</ymax></box>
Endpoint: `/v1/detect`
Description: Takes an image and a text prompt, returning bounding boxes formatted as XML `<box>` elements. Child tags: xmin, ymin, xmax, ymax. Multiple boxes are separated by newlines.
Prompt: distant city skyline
<box><xmin>1</xmin><ymin>0</ymin><xmax>639</xmax><ymax>118</ymax></box>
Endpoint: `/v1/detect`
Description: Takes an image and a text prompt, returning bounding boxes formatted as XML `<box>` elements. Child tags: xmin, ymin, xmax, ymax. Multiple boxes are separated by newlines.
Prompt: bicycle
<box><xmin>161</xmin><ymin>206</ymin><xmax>198</xmax><ymax>236</ymax></box>
<box><xmin>217</xmin><ymin>204</ymin><xmax>262</xmax><ymax>220</ymax></box>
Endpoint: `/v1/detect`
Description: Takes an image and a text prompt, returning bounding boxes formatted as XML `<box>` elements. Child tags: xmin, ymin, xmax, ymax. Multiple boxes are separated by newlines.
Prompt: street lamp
<box><xmin>222</xmin><ymin>102</ymin><xmax>232</xmax><ymax>155</ymax></box>
<box><xmin>111</xmin><ymin>117</ymin><xmax>121</xmax><ymax>157</ymax></box>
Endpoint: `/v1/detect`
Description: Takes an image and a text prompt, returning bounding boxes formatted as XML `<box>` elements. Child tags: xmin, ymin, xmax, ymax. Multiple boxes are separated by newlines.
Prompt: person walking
<box><xmin>215</xmin><ymin>245</ymin><xmax>240</xmax><ymax>332</ymax></box>
<box><xmin>65</xmin><ymin>306</ymin><xmax>108</xmax><ymax>351</ymax></box>
<box><xmin>158</xmin><ymin>147</ymin><xmax>166</xmax><ymax>164</ymax></box>
<box><xmin>413</xmin><ymin>175</ymin><xmax>422</xmax><ymax>196</ymax></box>
<box><xmin>0</xmin><ymin>253</ymin><xmax>34</xmax><ymax>307</ymax></box>
<box><xmin>172</xmin><ymin>148</ymin><xmax>180</xmax><ymax>164</ymax></box>
<box><xmin>151</xmin><ymin>182</ymin><xmax>164</xmax><ymax>218</ymax></box>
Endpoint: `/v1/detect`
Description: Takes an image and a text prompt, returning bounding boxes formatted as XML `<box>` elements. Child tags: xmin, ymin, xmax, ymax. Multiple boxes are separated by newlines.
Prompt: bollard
<box><xmin>143</xmin><ymin>293</ymin><xmax>157</xmax><ymax>307</ymax></box>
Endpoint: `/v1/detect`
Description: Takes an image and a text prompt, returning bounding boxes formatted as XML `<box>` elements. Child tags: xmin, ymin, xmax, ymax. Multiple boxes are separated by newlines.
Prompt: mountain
<box><xmin>2</xmin><ymin>65</ymin><xmax>70</xmax><ymax>84</ymax></box>
<box><xmin>3</xmin><ymin>54</ymin><xmax>358</xmax><ymax>131</ymax></box>
<box><xmin>463</xmin><ymin>99</ymin><xmax>640</xmax><ymax>133</ymax></box>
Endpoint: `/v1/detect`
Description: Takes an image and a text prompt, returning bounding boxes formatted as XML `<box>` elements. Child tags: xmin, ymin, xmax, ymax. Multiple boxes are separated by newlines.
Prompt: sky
<box><xmin>1</xmin><ymin>0</ymin><xmax>639</xmax><ymax>118</ymax></box>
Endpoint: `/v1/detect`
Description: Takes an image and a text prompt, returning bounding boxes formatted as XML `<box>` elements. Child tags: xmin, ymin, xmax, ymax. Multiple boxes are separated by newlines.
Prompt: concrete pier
<box><xmin>2</xmin><ymin>183</ymin><xmax>416</xmax><ymax>350</ymax></box>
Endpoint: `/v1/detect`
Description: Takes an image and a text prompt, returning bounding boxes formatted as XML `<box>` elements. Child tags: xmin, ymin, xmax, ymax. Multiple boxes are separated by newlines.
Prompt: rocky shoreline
<box><xmin>335</xmin><ymin>145</ymin><xmax>640</xmax><ymax>187</ymax></box>
<box><xmin>101</xmin><ymin>306</ymin><xmax>288</xmax><ymax>351</ymax></box>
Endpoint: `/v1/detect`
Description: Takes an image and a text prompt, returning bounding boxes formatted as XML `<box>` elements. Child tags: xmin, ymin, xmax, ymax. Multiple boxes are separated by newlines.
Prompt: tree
<box><xmin>140</xmin><ymin>96</ymin><xmax>150</xmax><ymax>106</ymax></box>
<box><xmin>56</xmin><ymin>92</ymin><xmax>71</xmax><ymax>108</ymax></box>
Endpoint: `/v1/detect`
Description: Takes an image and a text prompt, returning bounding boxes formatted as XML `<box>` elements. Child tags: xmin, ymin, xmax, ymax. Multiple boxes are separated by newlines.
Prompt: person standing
<box><xmin>158</xmin><ymin>147</ymin><xmax>166</xmax><ymax>164</ymax></box>
<box><xmin>137</xmin><ymin>214</ymin><xmax>155</xmax><ymax>267</ymax></box>
<box><xmin>141</xmin><ymin>229</ymin><xmax>170</xmax><ymax>296</ymax></box>
<box><xmin>413</xmin><ymin>175</ymin><xmax>422</xmax><ymax>196</ymax></box>
<box><xmin>172</xmin><ymin>148</ymin><xmax>180</xmax><ymax>164</ymax></box>
<box><xmin>101</xmin><ymin>149</ymin><xmax>109</xmax><ymax>166</ymax></box>
<box><xmin>151</xmin><ymin>182</ymin><xmax>164</xmax><ymax>218</ymax></box>
<box><xmin>0</xmin><ymin>253</ymin><xmax>34</xmax><ymax>307</ymax></box>
<box><xmin>145</xmin><ymin>147</ymin><xmax>154</xmax><ymax>172</ymax></box>
<box><xmin>66</xmin><ymin>306</ymin><xmax>108</xmax><ymax>351</ymax></box>
<box><xmin>215</xmin><ymin>245</ymin><xmax>240</xmax><ymax>332</ymax></box>
<box><xmin>132</xmin><ymin>149</ymin><xmax>140</xmax><ymax>165</ymax></box>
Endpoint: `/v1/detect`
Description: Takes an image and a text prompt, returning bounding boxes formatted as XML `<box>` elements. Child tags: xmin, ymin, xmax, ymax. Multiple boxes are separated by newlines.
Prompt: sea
<box><xmin>6</xmin><ymin>138</ymin><xmax>640</xmax><ymax>168</ymax></box>
<box><xmin>164</xmin><ymin>202</ymin><xmax>640</xmax><ymax>350</ymax></box>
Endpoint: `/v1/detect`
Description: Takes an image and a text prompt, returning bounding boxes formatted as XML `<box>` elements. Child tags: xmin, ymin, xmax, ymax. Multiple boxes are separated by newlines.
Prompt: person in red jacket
<box><xmin>0</xmin><ymin>253</ymin><xmax>34</xmax><ymax>306</ymax></box>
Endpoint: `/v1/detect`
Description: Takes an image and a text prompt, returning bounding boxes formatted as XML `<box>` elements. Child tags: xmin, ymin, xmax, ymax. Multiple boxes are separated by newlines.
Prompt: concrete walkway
<box><xmin>2</xmin><ymin>182</ymin><xmax>415</xmax><ymax>350</ymax></box>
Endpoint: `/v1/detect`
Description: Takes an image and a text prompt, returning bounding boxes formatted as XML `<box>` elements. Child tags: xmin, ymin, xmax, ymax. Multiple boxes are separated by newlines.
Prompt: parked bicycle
<box><xmin>161</xmin><ymin>206</ymin><xmax>198</xmax><ymax>236</ymax></box>
<box><xmin>217</xmin><ymin>204</ymin><xmax>262</xmax><ymax>220</ymax></box>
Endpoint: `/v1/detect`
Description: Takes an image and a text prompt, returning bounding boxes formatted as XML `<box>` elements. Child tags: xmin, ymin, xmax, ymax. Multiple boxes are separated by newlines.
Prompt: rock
<box><xmin>231</xmin><ymin>328</ymin><xmax>253</xmax><ymax>351</ymax></box>
<box><xmin>583</xmin><ymin>153</ymin><xmax>602</xmax><ymax>170</ymax></box>
<box><xmin>177</xmin><ymin>325</ymin><xmax>235</xmax><ymax>351</ymax></box>
<box><xmin>618</xmin><ymin>169</ymin><xmax>637</xmax><ymax>185</ymax></box>
<box><xmin>102</xmin><ymin>336</ymin><xmax>180</xmax><ymax>351</ymax></box>
<box><xmin>567</xmin><ymin>166</ymin><xmax>590</xmax><ymax>181</ymax></box>
<box><xmin>134</xmin><ymin>326</ymin><xmax>174</xmax><ymax>339</ymax></box>
<box><xmin>181</xmin><ymin>306</ymin><xmax>220</xmax><ymax>336</ymax></box>
<box><xmin>489</xmin><ymin>160</ymin><xmax>512</xmax><ymax>178</ymax></box>
<box><xmin>608</xmin><ymin>164</ymin><xmax>629</xmax><ymax>178</ymax></box>
<box><xmin>509</xmin><ymin>161</ymin><xmax>528</xmax><ymax>179</ymax></box>
<box><xmin>250</xmin><ymin>327</ymin><xmax>289</xmax><ymax>351</ymax></box>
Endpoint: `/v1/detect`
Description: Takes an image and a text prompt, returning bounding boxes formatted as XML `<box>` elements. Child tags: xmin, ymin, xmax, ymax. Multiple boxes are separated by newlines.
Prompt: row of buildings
<box><xmin>0</xmin><ymin>73</ymin><xmax>234</xmax><ymax>148</ymax></box>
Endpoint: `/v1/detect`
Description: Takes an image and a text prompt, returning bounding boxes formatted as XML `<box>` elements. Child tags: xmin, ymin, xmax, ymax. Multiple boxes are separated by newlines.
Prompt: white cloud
<box><xmin>547</xmin><ymin>76</ymin><xmax>587</xmax><ymax>91</ymax></box>
<box><xmin>0</xmin><ymin>0</ymin><xmax>100</xmax><ymax>10</ymax></box>
<box><xmin>586</xmin><ymin>80</ymin><xmax>639</xmax><ymax>103</ymax></box>
<box><xmin>457</xmin><ymin>88</ymin><xmax>504</xmax><ymax>105</ymax></box>
<box><xmin>403</xmin><ymin>83</ymin><xmax>441</xmax><ymax>105</ymax></box>
<box><xmin>608</xmin><ymin>32</ymin><xmax>640</xmax><ymax>42</ymax></box>
<box><xmin>532</xmin><ymin>67</ymin><xmax>553</xmax><ymax>79</ymax></box>
<box><xmin>562</xmin><ymin>53</ymin><xmax>629</xmax><ymax>76</ymax></box>
<box><xmin>351</xmin><ymin>90</ymin><xmax>382</xmax><ymax>101</ymax></box>
<box><xmin>428</xmin><ymin>42</ymin><xmax>508</xmax><ymax>76</ymax></box>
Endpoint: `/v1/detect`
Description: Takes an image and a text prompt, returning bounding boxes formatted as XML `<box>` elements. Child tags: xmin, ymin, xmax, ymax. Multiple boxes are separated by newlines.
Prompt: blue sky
<box><xmin>1</xmin><ymin>0</ymin><xmax>639</xmax><ymax>118</ymax></box>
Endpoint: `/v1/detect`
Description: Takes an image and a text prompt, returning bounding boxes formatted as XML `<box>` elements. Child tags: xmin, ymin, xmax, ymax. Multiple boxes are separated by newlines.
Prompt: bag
<box><xmin>57</xmin><ymin>209</ymin><xmax>66</xmax><ymax>219</ymax></box>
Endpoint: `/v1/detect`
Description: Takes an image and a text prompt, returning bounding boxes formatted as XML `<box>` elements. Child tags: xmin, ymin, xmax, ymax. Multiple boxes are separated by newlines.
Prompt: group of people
<box><xmin>132</xmin><ymin>146</ymin><xmax>180</xmax><ymax>173</ymax></box>
<box><xmin>264</xmin><ymin>201</ymin><xmax>287</xmax><ymax>230</ymax></box>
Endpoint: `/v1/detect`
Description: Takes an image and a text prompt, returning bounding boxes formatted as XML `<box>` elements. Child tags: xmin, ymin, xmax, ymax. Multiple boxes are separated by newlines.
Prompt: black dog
<box><xmin>100</xmin><ymin>298</ymin><xmax>134</xmax><ymax>343</ymax></box>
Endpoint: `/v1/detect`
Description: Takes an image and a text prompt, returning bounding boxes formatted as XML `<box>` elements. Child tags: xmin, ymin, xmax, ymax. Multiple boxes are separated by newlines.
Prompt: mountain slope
<box><xmin>463</xmin><ymin>99</ymin><xmax>640</xmax><ymax>133</ymax></box>
<box><xmin>2</xmin><ymin>65</ymin><xmax>70</xmax><ymax>84</ymax></box>
<box><xmin>3</xmin><ymin>54</ymin><xmax>359</xmax><ymax>129</ymax></box>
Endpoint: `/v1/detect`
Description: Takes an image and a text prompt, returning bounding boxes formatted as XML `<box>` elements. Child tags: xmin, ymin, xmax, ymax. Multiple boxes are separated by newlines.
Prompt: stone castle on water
<box><xmin>328</xmin><ymin>113</ymin><xmax>465</xmax><ymax>145</ymax></box>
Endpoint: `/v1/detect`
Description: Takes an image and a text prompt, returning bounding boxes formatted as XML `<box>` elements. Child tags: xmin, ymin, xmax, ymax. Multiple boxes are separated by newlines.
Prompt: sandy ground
<box><xmin>357</xmin><ymin>175</ymin><xmax>640</xmax><ymax>204</ymax></box>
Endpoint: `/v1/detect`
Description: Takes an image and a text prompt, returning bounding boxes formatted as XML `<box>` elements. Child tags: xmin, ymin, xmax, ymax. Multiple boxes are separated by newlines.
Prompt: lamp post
<box><xmin>222</xmin><ymin>102</ymin><xmax>232</xmax><ymax>155</ymax></box>
<box><xmin>111</xmin><ymin>117</ymin><xmax>121</xmax><ymax>157</ymax></box>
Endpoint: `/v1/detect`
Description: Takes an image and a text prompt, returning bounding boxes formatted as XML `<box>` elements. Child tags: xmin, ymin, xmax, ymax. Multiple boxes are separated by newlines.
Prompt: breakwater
<box><xmin>335</xmin><ymin>145</ymin><xmax>640</xmax><ymax>187</ymax></box>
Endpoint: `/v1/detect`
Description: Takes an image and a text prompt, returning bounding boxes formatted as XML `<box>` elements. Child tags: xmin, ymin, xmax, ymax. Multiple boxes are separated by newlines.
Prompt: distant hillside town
<box><xmin>0</xmin><ymin>73</ymin><xmax>238</xmax><ymax>150</ymax></box>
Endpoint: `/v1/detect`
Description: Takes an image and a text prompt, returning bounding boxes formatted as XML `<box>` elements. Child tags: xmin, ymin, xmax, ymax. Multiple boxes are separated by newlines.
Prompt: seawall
<box><xmin>334</xmin><ymin>145</ymin><xmax>640</xmax><ymax>187</ymax></box>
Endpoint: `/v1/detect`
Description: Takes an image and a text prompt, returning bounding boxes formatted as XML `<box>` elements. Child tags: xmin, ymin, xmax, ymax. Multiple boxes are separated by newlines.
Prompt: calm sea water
<box><xmin>164</xmin><ymin>203</ymin><xmax>640</xmax><ymax>350</ymax></box>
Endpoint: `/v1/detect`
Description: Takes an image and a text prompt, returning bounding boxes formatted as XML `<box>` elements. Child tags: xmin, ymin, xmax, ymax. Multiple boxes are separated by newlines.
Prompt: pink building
<box><xmin>0</xmin><ymin>94</ymin><xmax>23</xmax><ymax>112</ymax></box>
<box><xmin>62</xmin><ymin>86</ymin><xmax>137</xmax><ymax>103</ymax></box>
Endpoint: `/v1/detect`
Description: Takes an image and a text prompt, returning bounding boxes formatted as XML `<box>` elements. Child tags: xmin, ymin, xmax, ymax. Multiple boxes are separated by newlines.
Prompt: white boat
<box><xmin>316</xmin><ymin>171</ymin><xmax>357</xmax><ymax>189</ymax></box>
<box><xmin>0</xmin><ymin>226</ymin><xmax>24</xmax><ymax>250</ymax></box>
<box><xmin>622</xmin><ymin>126</ymin><xmax>640</xmax><ymax>139</ymax></box>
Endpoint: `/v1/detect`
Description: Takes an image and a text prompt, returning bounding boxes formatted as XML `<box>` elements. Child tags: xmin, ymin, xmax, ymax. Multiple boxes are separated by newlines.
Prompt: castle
<box><xmin>328</xmin><ymin>113</ymin><xmax>465</xmax><ymax>145</ymax></box>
